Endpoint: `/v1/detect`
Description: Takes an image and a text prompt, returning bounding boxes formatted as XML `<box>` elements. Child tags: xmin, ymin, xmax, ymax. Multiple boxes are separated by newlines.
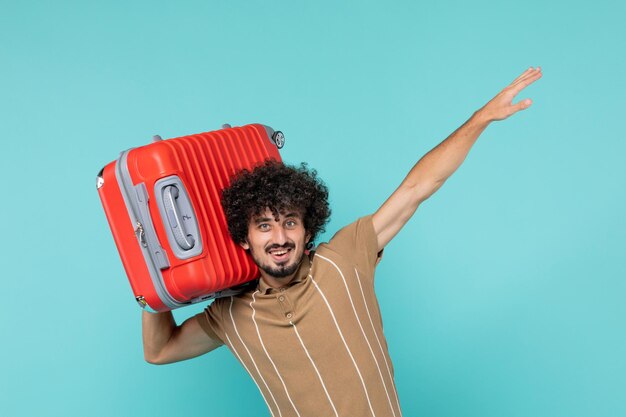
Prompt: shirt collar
<box><xmin>257</xmin><ymin>253</ymin><xmax>312</xmax><ymax>294</ymax></box>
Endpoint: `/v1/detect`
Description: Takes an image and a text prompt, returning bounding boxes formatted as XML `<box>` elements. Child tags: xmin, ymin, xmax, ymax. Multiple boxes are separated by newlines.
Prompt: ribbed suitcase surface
<box><xmin>98</xmin><ymin>124</ymin><xmax>282</xmax><ymax>311</ymax></box>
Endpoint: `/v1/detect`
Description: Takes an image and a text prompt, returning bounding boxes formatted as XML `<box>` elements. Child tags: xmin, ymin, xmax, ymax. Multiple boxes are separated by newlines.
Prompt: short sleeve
<box><xmin>193</xmin><ymin>298</ymin><xmax>226</xmax><ymax>344</ymax></box>
<box><xmin>325</xmin><ymin>215</ymin><xmax>383</xmax><ymax>272</ymax></box>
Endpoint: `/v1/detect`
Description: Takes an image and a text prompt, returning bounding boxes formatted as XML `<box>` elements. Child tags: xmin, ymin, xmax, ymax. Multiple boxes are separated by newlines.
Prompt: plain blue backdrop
<box><xmin>1</xmin><ymin>1</ymin><xmax>624</xmax><ymax>416</ymax></box>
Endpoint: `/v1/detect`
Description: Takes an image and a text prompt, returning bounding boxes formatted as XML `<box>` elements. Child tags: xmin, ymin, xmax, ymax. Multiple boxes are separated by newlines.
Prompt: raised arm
<box><xmin>142</xmin><ymin>310</ymin><xmax>222</xmax><ymax>365</ymax></box>
<box><xmin>372</xmin><ymin>67</ymin><xmax>543</xmax><ymax>251</ymax></box>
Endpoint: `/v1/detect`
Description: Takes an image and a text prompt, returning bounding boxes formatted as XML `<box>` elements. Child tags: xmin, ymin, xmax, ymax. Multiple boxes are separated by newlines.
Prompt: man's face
<box><xmin>241</xmin><ymin>208</ymin><xmax>310</xmax><ymax>280</ymax></box>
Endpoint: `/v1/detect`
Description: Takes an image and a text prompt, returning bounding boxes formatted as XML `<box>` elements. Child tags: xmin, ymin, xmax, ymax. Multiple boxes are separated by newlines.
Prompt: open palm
<box><xmin>480</xmin><ymin>67</ymin><xmax>543</xmax><ymax>121</ymax></box>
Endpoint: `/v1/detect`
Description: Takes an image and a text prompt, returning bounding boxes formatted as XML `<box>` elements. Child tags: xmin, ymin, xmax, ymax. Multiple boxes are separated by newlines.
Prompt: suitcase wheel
<box><xmin>271</xmin><ymin>131</ymin><xmax>285</xmax><ymax>149</ymax></box>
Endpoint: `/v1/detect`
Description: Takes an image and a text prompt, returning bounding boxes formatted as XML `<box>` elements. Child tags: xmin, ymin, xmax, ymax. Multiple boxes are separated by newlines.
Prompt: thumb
<box><xmin>512</xmin><ymin>98</ymin><xmax>533</xmax><ymax>113</ymax></box>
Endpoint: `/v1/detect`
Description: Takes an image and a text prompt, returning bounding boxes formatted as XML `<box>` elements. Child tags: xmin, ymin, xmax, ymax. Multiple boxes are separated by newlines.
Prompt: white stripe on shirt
<box><xmin>250</xmin><ymin>291</ymin><xmax>301</xmax><ymax>417</ymax></box>
<box><xmin>228</xmin><ymin>296</ymin><xmax>283</xmax><ymax>417</ymax></box>
<box><xmin>354</xmin><ymin>268</ymin><xmax>403</xmax><ymax>417</ymax></box>
<box><xmin>317</xmin><ymin>254</ymin><xmax>397</xmax><ymax>417</ymax></box>
<box><xmin>290</xmin><ymin>319</ymin><xmax>339</xmax><ymax>417</ymax></box>
<box><xmin>310</xmin><ymin>274</ymin><xmax>377</xmax><ymax>417</ymax></box>
<box><xmin>224</xmin><ymin>331</ymin><xmax>276</xmax><ymax>417</ymax></box>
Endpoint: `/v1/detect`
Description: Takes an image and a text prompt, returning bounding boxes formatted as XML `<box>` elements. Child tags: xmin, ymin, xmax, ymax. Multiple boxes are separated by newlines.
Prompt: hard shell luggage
<box><xmin>97</xmin><ymin>123</ymin><xmax>285</xmax><ymax>312</ymax></box>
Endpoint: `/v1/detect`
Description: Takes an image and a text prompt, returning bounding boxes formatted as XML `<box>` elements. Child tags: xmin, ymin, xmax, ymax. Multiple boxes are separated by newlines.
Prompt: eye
<box><xmin>258</xmin><ymin>223</ymin><xmax>270</xmax><ymax>231</ymax></box>
<box><xmin>285</xmin><ymin>220</ymin><xmax>297</xmax><ymax>228</ymax></box>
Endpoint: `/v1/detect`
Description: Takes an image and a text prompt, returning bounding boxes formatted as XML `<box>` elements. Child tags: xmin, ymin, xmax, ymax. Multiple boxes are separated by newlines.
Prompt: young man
<box><xmin>142</xmin><ymin>67</ymin><xmax>543</xmax><ymax>417</ymax></box>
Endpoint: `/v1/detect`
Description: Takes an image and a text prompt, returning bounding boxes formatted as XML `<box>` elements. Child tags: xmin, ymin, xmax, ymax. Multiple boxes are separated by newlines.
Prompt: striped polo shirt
<box><xmin>195</xmin><ymin>215</ymin><xmax>402</xmax><ymax>417</ymax></box>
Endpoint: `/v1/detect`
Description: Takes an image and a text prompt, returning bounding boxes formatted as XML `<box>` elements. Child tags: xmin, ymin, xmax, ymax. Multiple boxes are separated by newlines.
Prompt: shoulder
<box><xmin>327</xmin><ymin>215</ymin><xmax>376</xmax><ymax>248</ymax></box>
<box><xmin>329</xmin><ymin>215</ymin><xmax>379</xmax><ymax>258</ymax></box>
<box><xmin>197</xmin><ymin>286</ymin><xmax>257</xmax><ymax>335</ymax></box>
<box><xmin>317</xmin><ymin>215</ymin><xmax>382</xmax><ymax>272</ymax></box>
<box><xmin>204</xmin><ymin>283</ymin><xmax>255</xmax><ymax>315</ymax></box>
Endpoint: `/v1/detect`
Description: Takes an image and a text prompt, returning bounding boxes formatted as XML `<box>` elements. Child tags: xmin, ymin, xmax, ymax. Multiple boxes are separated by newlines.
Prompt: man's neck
<box><xmin>259</xmin><ymin>270</ymin><xmax>299</xmax><ymax>290</ymax></box>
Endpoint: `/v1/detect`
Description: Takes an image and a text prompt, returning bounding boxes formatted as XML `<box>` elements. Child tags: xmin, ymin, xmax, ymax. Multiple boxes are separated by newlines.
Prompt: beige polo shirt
<box><xmin>195</xmin><ymin>215</ymin><xmax>402</xmax><ymax>417</ymax></box>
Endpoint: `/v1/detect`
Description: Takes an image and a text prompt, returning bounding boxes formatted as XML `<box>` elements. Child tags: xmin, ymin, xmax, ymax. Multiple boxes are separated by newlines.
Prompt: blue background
<box><xmin>1</xmin><ymin>1</ymin><xmax>624</xmax><ymax>416</ymax></box>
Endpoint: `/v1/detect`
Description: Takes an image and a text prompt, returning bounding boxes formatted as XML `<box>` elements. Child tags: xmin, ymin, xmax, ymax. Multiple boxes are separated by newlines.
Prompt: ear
<box><xmin>305</xmin><ymin>232</ymin><xmax>312</xmax><ymax>245</ymax></box>
<box><xmin>240</xmin><ymin>239</ymin><xmax>250</xmax><ymax>250</ymax></box>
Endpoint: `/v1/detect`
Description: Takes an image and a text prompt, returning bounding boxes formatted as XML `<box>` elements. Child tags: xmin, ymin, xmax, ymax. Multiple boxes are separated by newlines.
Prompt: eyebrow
<box><xmin>252</xmin><ymin>212</ymin><xmax>301</xmax><ymax>224</ymax></box>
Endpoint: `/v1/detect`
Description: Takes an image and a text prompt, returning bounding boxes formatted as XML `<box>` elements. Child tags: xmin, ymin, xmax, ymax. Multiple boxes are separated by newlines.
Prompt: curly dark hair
<box><xmin>221</xmin><ymin>159</ymin><xmax>331</xmax><ymax>246</ymax></box>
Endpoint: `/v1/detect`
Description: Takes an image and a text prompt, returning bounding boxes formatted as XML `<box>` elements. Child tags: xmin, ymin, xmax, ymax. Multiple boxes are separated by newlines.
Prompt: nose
<box><xmin>272</xmin><ymin>225</ymin><xmax>287</xmax><ymax>245</ymax></box>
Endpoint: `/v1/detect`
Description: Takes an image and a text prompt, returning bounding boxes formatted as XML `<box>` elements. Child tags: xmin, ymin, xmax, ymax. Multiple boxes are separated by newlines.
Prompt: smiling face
<box><xmin>241</xmin><ymin>208</ymin><xmax>310</xmax><ymax>285</ymax></box>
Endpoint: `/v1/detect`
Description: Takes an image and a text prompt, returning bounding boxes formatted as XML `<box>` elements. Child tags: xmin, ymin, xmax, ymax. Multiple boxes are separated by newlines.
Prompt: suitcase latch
<box><xmin>136</xmin><ymin>295</ymin><xmax>148</xmax><ymax>308</ymax></box>
<box><xmin>135</xmin><ymin>221</ymin><xmax>147</xmax><ymax>247</ymax></box>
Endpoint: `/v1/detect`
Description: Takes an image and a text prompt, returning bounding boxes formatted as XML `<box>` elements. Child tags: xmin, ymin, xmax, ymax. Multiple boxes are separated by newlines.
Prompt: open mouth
<box><xmin>267</xmin><ymin>246</ymin><xmax>294</xmax><ymax>263</ymax></box>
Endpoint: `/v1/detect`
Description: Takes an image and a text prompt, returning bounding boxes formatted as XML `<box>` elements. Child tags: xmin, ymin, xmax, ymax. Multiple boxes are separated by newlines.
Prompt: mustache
<box><xmin>265</xmin><ymin>242</ymin><xmax>295</xmax><ymax>252</ymax></box>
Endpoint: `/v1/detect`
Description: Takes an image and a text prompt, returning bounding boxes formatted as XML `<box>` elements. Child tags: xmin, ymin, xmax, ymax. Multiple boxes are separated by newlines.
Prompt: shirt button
<box><xmin>278</xmin><ymin>296</ymin><xmax>285</xmax><ymax>302</ymax></box>
<box><xmin>286</xmin><ymin>313</ymin><xmax>293</xmax><ymax>319</ymax></box>
<box><xmin>279</xmin><ymin>288</ymin><xmax>286</xmax><ymax>292</ymax></box>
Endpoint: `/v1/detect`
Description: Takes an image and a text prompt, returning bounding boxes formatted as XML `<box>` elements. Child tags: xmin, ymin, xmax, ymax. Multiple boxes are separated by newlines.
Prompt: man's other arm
<box><xmin>373</xmin><ymin>67</ymin><xmax>543</xmax><ymax>251</ymax></box>
<box><xmin>142</xmin><ymin>310</ymin><xmax>222</xmax><ymax>365</ymax></box>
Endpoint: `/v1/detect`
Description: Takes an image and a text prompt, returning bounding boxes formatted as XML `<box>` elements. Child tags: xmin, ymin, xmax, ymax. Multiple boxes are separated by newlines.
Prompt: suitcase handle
<box><xmin>163</xmin><ymin>185</ymin><xmax>196</xmax><ymax>250</ymax></box>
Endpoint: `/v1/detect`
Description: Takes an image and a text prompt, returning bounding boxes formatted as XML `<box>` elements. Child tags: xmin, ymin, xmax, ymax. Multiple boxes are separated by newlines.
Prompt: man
<box><xmin>142</xmin><ymin>67</ymin><xmax>543</xmax><ymax>417</ymax></box>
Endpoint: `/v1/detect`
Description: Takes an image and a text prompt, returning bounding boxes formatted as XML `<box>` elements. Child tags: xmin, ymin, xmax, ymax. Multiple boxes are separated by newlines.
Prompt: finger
<box><xmin>509</xmin><ymin>69</ymin><xmax>542</xmax><ymax>95</ymax></box>
<box><xmin>511</xmin><ymin>67</ymin><xmax>535</xmax><ymax>84</ymax></box>
<box><xmin>510</xmin><ymin>67</ymin><xmax>542</xmax><ymax>89</ymax></box>
<box><xmin>509</xmin><ymin>70</ymin><xmax>541</xmax><ymax>91</ymax></box>
<box><xmin>511</xmin><ymin>98</ymin><xmax>533</xmax><ymax>114</ymax></box>
<box><xmin>510</xmin><ymin>66</ymin><xmax>541</xmax><ymax>86</ymax></box>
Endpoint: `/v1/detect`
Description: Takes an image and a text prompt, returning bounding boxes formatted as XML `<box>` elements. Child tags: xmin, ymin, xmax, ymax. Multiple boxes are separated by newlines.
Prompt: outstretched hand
<box><xmin>479</xmin><ymin>67</ymin><xmax>543</xmax><ymax>122</ymax></box>
<box><xmin>372</xmin><ymin>67</ymin><xmax>543</xmax><ymax>251</ymax></box>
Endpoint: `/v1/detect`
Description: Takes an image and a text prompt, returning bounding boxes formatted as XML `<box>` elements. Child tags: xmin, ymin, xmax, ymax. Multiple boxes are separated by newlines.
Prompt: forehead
<box><xmin>250</xmin><ymin>208</ymin><xmax>304</xmax><ymax>223</ymax></box>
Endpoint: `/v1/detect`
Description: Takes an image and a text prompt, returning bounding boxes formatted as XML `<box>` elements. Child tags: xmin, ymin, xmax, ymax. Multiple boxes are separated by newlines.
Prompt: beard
<box><xmin>249</xmin><ymin>243</ymin><xmax>304</xmax><ymax>279</ymax></box>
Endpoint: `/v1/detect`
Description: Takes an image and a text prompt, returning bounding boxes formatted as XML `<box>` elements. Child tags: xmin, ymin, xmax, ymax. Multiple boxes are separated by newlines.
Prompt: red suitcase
<box><xmin>97</xmin><ymin>123</ymin><xmax>284</xmax><ymax>312</ymax></box>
